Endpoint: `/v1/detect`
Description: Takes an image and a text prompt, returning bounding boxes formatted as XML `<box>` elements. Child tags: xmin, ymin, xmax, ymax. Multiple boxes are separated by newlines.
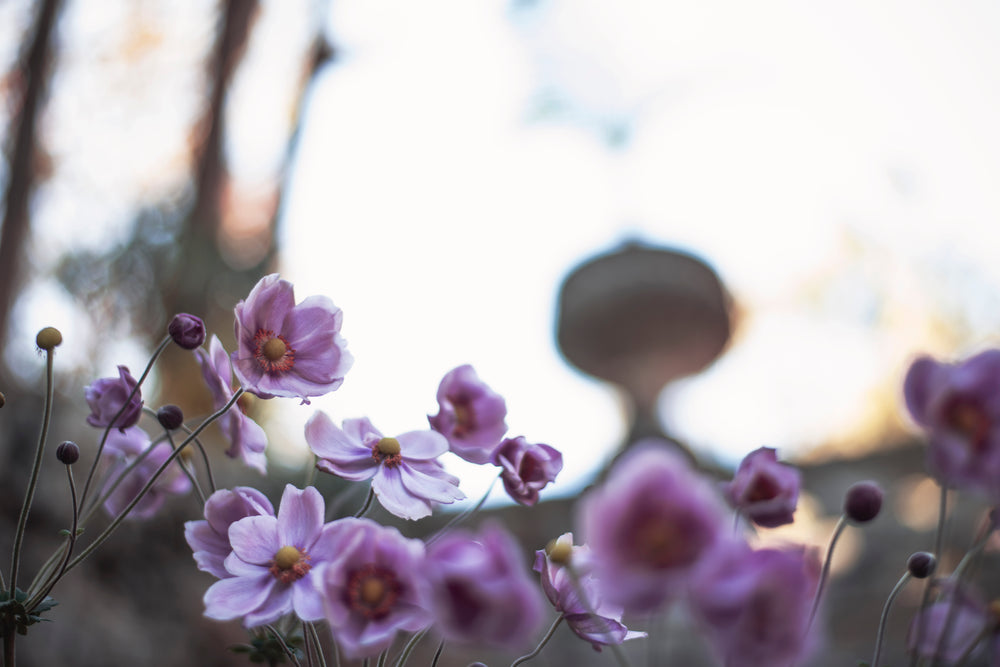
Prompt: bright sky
<box><xmin>10</xmin><ymin>0</ymin><xmax>1000</xmax><ymax>507</ymax></box>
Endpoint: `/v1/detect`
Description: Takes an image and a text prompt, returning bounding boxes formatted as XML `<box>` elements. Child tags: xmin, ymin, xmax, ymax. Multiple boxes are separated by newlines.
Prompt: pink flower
<box><xmin>425</xmin><ymin>523</ymin><xmax>545</xmax><ymax>650</ymax></box>
<box><xmin>907</xmin><ymin>585</ymin><xmax>992</xmax><ymax>663</ymax></box>
<box><xmin>232</xmin><ymin>274</ymin><xmax>353</xmax><ymax>402</ymax></box>
<box><xmin>305</xmin><ymin>411</ymin><xmax>465</xmax><ymax>520</ymax></box>
<box><xmin>317</xmin><ymin>518</ymin><xmax>433</xmax><ymax>659</ymax></box>
<box><xmin>492</xmin><ymin>436</ymin><xmax>563</xmax><ymax>506</ymax></box>
<box><xmin>904</xmin><ymin>350</ymin><xmax>1000</xmax><ymax>500</ymax></box>
<box><xmin>195</xmin><ymin>335</ymin><xmax>268</xmax><ymax>473</ymax></box>
<box><xmin>428</xmin><ymin>365</ymin><xmax>508</xmax><ymax>464</ymax></box>
<box><xmin>723</xmin><ymin>446</ymin><xmax>800</xmax><ymax>528</ymax></box>
<box><xmin>85</xmin><ymin>365</ymin><xmax>143</xmax><ymax>432</ymax></box>
<box><xmin>203</xmin><ymin>485</ymin><xmax>337</xmax><ymax>627</ymax></box>
<box><xmin>185</xmin><ymin>487</ymin><xmax>275</xmax><ymax>579</ymax></box>
<box><xmin>690</xmin><ymin>543</ymin><xmax>821</xmax><ymax>667</ymax></box>
<box><xmin>101</xmin><ymin>430</ymin><xmax>192</xmax><ymax>520</ymax></box>
<box><xmin>534</xmin><ymin>533</ymin><xmax>646</xmax><ymax>651</ymax></box>
<box><xmin>577</xmin><ymin>441</ymin><xmax>728</xmax><ymax>613</ymax></box>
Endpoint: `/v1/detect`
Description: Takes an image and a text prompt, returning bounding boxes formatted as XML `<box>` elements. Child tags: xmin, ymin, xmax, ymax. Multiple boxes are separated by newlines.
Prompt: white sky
<box><xmin>11</xmin><ymin>0</ymin><xmax>1000</xmax><ymax>507</ymax></box>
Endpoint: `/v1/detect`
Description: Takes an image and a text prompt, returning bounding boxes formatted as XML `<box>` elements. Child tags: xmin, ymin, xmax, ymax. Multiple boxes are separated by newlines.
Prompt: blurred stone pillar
<box><xmin>556</xmin><ymin>240</ymin><xmax>732</xmax><ymax>466</ymax></box>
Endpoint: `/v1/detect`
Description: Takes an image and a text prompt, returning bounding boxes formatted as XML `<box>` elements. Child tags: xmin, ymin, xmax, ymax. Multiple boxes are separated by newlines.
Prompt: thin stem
<box><xmin>64</xmin><ymin>389</ymin><xmax>244</xmax><ymax>574</ymax></box>
<box><xmin>303</xmin><ymin>454</ymin><xmax>317</xmax><ymax>489</ymax></box>
<box><xmin>79</xmin><ymin>335</ymin><xmax>171</xmax><ymax>511</ymax></box>
<box><xmin>910</xmin><ymin>486</ymin><xmax>949</xmax><ymax>667</ymax></box>
<box><xmin>808</xmin><ymin>515</ymin><xmax>847</xmax><ymax>633</ymax></box>
<box><xmin>429</xmin><ymin>640</ymin><xmax>444</xmax><ymax>667</ymax></box>
<box><xmin>9</xmin><ymin>348</ymin><xmax>55</xmax><ymax>592</ymax></box>
<box><xmin>178</xmin><ymin>423</ymin><xmax>216</xmax><ymax>495</ymax></box>
<box><xmin>165</xmin><ymin>430</ymin><xmax>206</xmax><ymax>505</ymax></box>
<box><xmin>392</xmin><ymin>629</ymin><xmax>428</xmax><ymax>667</ymax></box>
<box><xmin>354</xmin><ymin>486</ymin><xmax>376</xmax><ymax>518</ymax></box>
<box><xmin>871</xmin><ymin>572</ymin><xmax>911</xmax><ymax>667</ymax></box>
<box><xmin>25</xmin><ymin>466</ymin><xmax>79</xmax><ymax>611</ymax></box>
<box><xmin>265</xmin><ymin>624</ymin><xmax>303</xmax><ymax>667</ymax></box>
<box><xmin>376</xmin><ymin>648</ymin><xmax>389</xmax><ymax>667</ymax></box>
<box><xmin>305</xmin><ymin>623</ymin><xmax>327</xmax><ymax>667</ymax></box>
<box><xmin>3</xmin><ymin>621</ymin><xmax>14</xmax><ymax>667</ymax></box>
<box><xmin>78</xmin><ymin>432</ymin><xmax>165</xmax><ymax>525</ymax></box>
<box><xmin>427</xmin><ymin>472</ymin><xmax>501</xmax><ymax>546</ymax></box>
<box><xmin>511</xmin><ymin>616</ymin><xmax>563</xmax><ymax>666</ymax></box>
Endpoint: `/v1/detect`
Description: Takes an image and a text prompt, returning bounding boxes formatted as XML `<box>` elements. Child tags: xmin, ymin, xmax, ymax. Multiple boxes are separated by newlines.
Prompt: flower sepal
<box><xmin>0</xmin><ymin>588</ymin><xmax>58</xmax><ymax>636</ymax></box>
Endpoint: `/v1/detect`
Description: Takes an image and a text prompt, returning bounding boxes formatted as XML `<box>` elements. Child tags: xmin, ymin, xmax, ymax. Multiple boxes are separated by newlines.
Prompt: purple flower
<box><xmin>723</xmin><ymin>446</ymin><xmax>800</xmax><ymax>528</ymax></box>
<box><xmin>185</xmin><ymin>487</ymin><xmax>275</xmax><ymax>579</ymax></box>
<box><xmin>534</xmin><ymin>533</ymin><xmax>646</xmax><ymax>651</ymax></box>
<box><xmin>690</xmin><ymin>543</ymin><xmax>821</xmax><ymax>667</ymax></box>
<box><xmin>203</xmin><ymin>485</ymin><xmax>337</xmax><ymax>627</ymax></box>
<box><xmin>425</xmin><ymin>523</ymin><xmax>545</xmax><ymax>649</ymax></box>
<box><xmin>232</xmin><ymin>274</ymin><xmax>353</xmax><ymax>403</ymax></box>
<box><xmin>492</xmin><ymin>436</ymin><xmax>563</xmax><ymax>506</ymax></box>
<box><xmin>904</xmin><ymin>350</ymin><xmax>1000</xmax><ymax>500</ymax></box>
<box><xmin>316</xmin><ymin>518</ymin><xmax>433</xmax><ymax>659</ymax></box>
<box><xmin>196</xmin><ymin>335</ymin><xmax>269</xmax><ymax>473</ymax></box>
<box><xmin>85</xmin><ymin>365</ymin><xmax>143</xmax><ymax>432</ymax></box>
<box><xmin>428</xmin><ymin>365</ymin><xmax>508</xmax><ymax>464</ymax></box>
<box><xmin>168</xmin><ymin>313</ymin><xmax>206</xmax><ymax>350</ymax></box>
<box><xmin>907</xmin><ymin>585</ymin><xmax>991</xmax><ymax>663</ymax></box>
<box><xmin>104</xmin><ymin>426</ymin><xmax>151</xmax><ymax>457</ymax></box>
<box><xmin>102</xmin><ymin>436</ymin><xmax>192</xmax><ymax>519</ymax></box>
<box><xmin>305</xmin><ymin>411</ymin><xmax>464</xmax><ymax>520</ymax></box>
<box><xmin>577</xmin><ymin>441</ymin><xmax>728</xmax><ymax>613</ymax></box>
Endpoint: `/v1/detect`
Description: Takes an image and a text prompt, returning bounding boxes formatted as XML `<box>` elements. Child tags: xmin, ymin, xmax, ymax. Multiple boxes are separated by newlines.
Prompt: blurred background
<box><xmin>2</xmin><ymin>0</ymin><xmax>1000</xmax><ymax>664</ymax></box>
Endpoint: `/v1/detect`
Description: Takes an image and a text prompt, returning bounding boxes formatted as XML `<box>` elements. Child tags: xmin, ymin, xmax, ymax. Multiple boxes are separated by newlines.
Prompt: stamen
<box><xmin>371</xmin><ymin>437</ymin><xmax>403</xmax><ymax>468</ymax></box>
<box><xmin>269</xmin><ymin>545</ymin><xmax>311</xmax><ymax>584</ymax></box>
<box><xmin>253</xmin><ymin>329</ymin><xmax>295</xmax><ymax>374</ymax></box>
<box><xmin>346</xmin><ymin>564</ymin><xmax>401</xmax><ymax>619</ymax></box>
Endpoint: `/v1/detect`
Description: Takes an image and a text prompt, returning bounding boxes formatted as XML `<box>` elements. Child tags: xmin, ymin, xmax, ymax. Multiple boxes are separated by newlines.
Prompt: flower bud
<box><xmin>56</xmin><ymin>441</ymin><xmax>80</xmax><ymax>465</ymax></box>
<box><xmin>907</xmin><ymin>551</ymin><xmax>936</xmax><ymax>579</ymax></box>
<box><xmin>156</xmin><ymin>404</ymin><xmax>184</xmax><ymax>431</ymax></box>
<box><xmin>36</xmin><ymin>326</ymin><xmax>62</xmax><ymax>351</ymax></box>
<box><xmin>843</xmin><ymin>480</ymin><xmax>883</xmax><ymax>523</ymax></box>
<box><xmin>168</xmin><ymin>313</ymin><xmax>206</xmax><ymax>350</ymax></box>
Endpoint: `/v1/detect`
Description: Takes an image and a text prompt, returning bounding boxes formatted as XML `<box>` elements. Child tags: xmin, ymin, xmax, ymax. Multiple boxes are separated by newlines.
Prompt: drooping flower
<box><xmin>722</xmin><ymin>446</ymin><xmax>800</xmax><ymax>528</ymax></box>
<box><xmin>907</xmin><ymin>584</ymin><xmax>993</xmax><ymax>664</ymax></box>
<box><xmin>85</xmin><ymin>365</ymin><xmax>143</xmax><ymax>432</ymax></box>
<box><xmin>185</xmin><ymin>487</ymin><xmax>275</xmax><ymax>579</ymax></box>
<box><xmin>428</xmin><ymin>364</ymin><xmax>508</xmax><ymax>464</ymax></box>
<box><xmin>534</xmin><ymin>533</ymin><xmax>646</xmax><ymax>651</ymax></box>
<box><xmin>492</xmin><ymin>436</ymin><xmax>563</xmax><ymax>506</ymax></box>
<box><xmin>425</xmin><ymin>523</ymin><xmax>545</xmax><ymax>649</ymax></box>
<box><xmin>690</xmin><ymin>543</ymin><xmax>821</xmax><ymax>667</ymax></box>
<box><xmin>577</xmin><ymin>440</ymin><xmax>728</xmax><ymax>613</ymax></box>
<box><xmin>305</xmin><ymin>411</ymin><xmax>464</xmax><ymax>520</ymax></box>
<box><xmin>232</xmin><ymin>274</ymin><xmax>353</xmax><ymax>402</ymax></box>
<box><xmin>102</xmin><ymin>435</ymin><xmax>192</xmax><ymax>520</ymax></box>
<box><xmin>203</xmin><ymin>485</ymin><xmax>336</xmax><ymax>627</ymax></box>
<box><xmin>904</xmin><ymin>350</ymin><xmax>1000</xmax><ymax>500</ymax></box>
<box><xmin>196</xmin><ymin>335</ymin><xmax>268</xmax><ymax>473</ymax></box>
<box><xmin>316</xmin><ymin>518</ymin><xmax>433</xmax><ymax>659</ymax></box>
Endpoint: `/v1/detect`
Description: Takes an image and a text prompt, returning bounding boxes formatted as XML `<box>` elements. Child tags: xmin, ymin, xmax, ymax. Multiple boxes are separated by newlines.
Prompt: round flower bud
<box><xmin>168</xmin><ymin>313</ymin><xmax>206</xmax><ymax>350</ymax></box>
<box><xmin>843</xmin><ymin>480</ymin><xmax>883</xmax><ymax>523</ymax></box>
<box><xmin>56</xmin><ymin>441</ymin><xmax>80</xmax><ymax>465</ymax></box>
<box><xmin>36</xmin><ymin>326</ymin><xmax>63</xmax><ymax>351</ymax></box>
<box><xmin>156</xmin><ymin>404</ymin><xmax>184</xmax><ymax>431</ymax></box>
<box><xmin>907</xmin><ymin>551</ymin><xmax>936</xmax><ymax>579</ymax></box>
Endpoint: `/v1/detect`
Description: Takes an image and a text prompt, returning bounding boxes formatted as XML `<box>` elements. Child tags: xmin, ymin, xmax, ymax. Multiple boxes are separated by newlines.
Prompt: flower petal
<box><xmin>277</xmin><ymin>485</ymin><xmax>324</xmax><ymax>549</ymax></box>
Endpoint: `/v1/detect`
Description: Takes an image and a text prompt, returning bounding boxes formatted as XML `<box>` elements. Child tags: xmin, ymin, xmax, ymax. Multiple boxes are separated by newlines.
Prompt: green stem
<box><xmin>25</xmin><ymin>466</ymin><xmax>79</xmax><ymax>611</ymax></box>
<box><xmin>63</xmin><ymin>389</ymin><xmax>243</xmax><ymax>574</ymax></box>
<box><xmin>78</xmin><ymin>336</ymin><xmax>171</xmax><ymax>512</ymax></box>
<box><xmin>9</xmin><ymin>348</ymin><xmax>55</xmax><ymax>592</ymax></box>
<box><xmin>871</xmin><ymin>572</ymin><xmax>911</xmax><ymax>667</ymax></box>
<box><xmin>392</xmin><ymin>629</ymin><xmax>428</xmax><ymax>667</ymax></box>
<box><xmin>429</xmin><ymin>640</ymin><xmax>444</xmax><ymax>667</ymax></box>
<box><xmin>354</xmin><ymin>486</ymin><xmax>376</xmax><ymax>518</ymax></box>
<box><xmin>511</xmin><ymin>616</ymin><xmax>563</xmax><ymax>666</ymax></box>
<box><xmin>305</xmin><ymin>622</ymin><xmax>327</xmax><ymax>667</ymax></box>
<box><xmin>178</xmin><ymin>423</ymin><xmax>216</xmax><ymax>495</ymax></box>
<box><xmin>807</xmin><ymin>515</ymin><xmax>847</xmax><ymax>633</ymax></box>
<box><xmin>910</xmin><ymin>485</ymin><xmax>949</xmax><ymax>667</ymax></box>
<box><xmin>265</xmin><ymin>624</ymin><xmax>302</xmax><ymax>667</ymax></box>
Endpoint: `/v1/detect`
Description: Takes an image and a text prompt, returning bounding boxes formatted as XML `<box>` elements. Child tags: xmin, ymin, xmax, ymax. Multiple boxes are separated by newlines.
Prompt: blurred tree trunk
<box><xmin>0</xmin><ymin>0</ymin><xmax>63</xmax><ymax>388</ymax></box>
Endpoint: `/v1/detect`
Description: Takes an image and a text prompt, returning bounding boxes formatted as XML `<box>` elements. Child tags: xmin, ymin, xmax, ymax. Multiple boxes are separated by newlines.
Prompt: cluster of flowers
<box><xmin>7</xmin><ymin>272</ymin><xmax>1000</xmax><ymax>667</ymax></box>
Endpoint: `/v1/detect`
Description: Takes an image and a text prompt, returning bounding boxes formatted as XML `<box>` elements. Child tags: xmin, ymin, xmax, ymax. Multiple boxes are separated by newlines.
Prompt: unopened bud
<box><xmin>56</xmin><ymin>441</ymin><xmax>80</xmax><ymax>465</ymax></box>
<box><xmin>156</xmin><ymin>404</ymin><xmax>184</xmax><ymax>431</ymax></box>
<box><xmin>844</xmin><ymin>481</ymin><xmax>883</xmax><ymax>524</ymax></box>
<box><xmin>168</xmin><ymin>313</ymin><xmax>206</xmax><ymax>350</ymax></box>
<box><xmin>36</xmin><ymin>327</ymin><xmax>62</xmax><ymax>351</ymax></box>
<box><xmin>907</xmin><ymin>551</ymin><xmax>936</xmax><ymax>579</ymax></box>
